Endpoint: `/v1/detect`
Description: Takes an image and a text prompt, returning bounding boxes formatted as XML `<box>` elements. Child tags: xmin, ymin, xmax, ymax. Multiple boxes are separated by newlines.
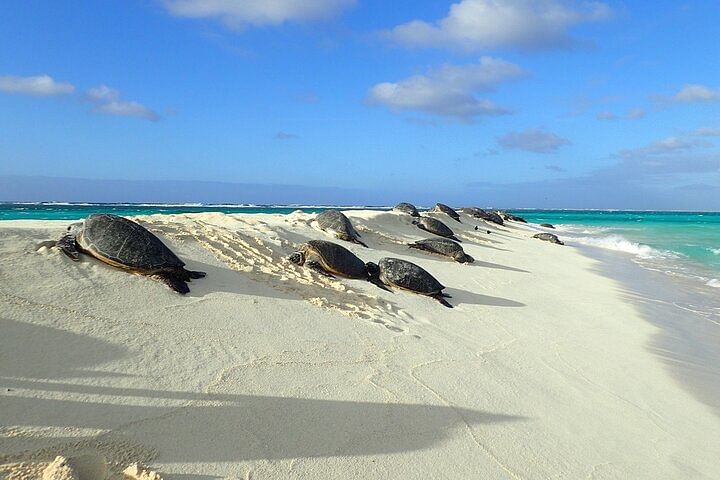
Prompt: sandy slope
<box><xmin>0</xmin><ymin>210</ymin><xmax>718</xmax><ymax>479</ymax></box>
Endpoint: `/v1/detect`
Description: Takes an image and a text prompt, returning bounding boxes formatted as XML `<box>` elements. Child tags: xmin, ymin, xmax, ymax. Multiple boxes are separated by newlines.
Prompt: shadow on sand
<box><xmin>0</xmin><ymin>319</ymin><xmax>527</xmax><ymax>465</ymax></box>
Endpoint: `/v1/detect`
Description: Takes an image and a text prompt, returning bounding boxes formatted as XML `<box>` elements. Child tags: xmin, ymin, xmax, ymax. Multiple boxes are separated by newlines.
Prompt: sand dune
<box><xmin>1</xmin><ymin>211</ymin><xmax>719</xmax><ymax>479</ymax></box>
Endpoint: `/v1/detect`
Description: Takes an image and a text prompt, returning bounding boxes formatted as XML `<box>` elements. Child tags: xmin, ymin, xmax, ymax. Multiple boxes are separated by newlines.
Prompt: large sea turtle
<box><xmin>288</xmin><ymin>240</ymin><xmax>369</xmax><ymax>279</ymax></box>
<box><xmin>393</xmin><ymin>202</ymin><xmax>420</xmax><ymax>217</ymax></box>
<box><xmin>464</xmin><ymin>207</ymin><xmax>504</xmax><ymax>226</ymax></box>
<box><xmin>499</xmin><ymin>211</ymin><xmax>528</xmax><ymax>223</ymax></box>
<box><xmin>409</xmin><ymin>238</ymin><xmax>474</xmax><ymax>264</ymax></box>
<box><xmin>431</xmin><ymin>203</ymin><xmax>461</xmax><ymax>223</ymax></box>
<box><xmin>54</xmin><ymin>214</ymin><xmax>206</xmax><ymax>294</ymax></box>
<box><xmin>412</xmin><ymin>217</ymin><xmax>461</xmax><ymax>242</ymax></box>
<box><xmin>533</xmin><ymin>233</ymin><xmax>564</xmax><ymax>245</ymax></box>
<box><xmin>367</xmin><ymin>257</ymin><xmax>452</xmax><ymax>308</ymax></box>
<box><xmin>315</xmin><ymin>209</ymin><xmax>367</xmax><ymax>247</ymax></box>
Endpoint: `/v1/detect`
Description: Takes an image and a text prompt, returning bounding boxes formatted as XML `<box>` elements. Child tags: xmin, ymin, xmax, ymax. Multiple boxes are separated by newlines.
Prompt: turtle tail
<box><xmin>352</xmin><ymin>238</ymin><xmax>369</xmax><ymax>248</ymax></box>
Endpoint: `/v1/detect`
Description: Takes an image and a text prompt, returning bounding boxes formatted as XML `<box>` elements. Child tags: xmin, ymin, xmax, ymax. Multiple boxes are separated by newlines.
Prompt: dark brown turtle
<box><xmin>288</xmin><ymin>240</ymin><xmax>369</xmax><ymax>279</ymax></box>
<box><xmin>315</xmin><ymin>209</ymin><xmax>367</xmax><ymax>247</ymax></box>
<box><xmin>54</xmin><ymin>214</ymin><xmax>205</xmax><ymax>294</ymax></box>
<box><xmin>464</xmin><ymin>207</ymin><xmax>504</xmax><ymax>226</ymax></box>
<box><xmin>367</xmin><ymin>257</ymin><xmax>452</xmax><ymax>308</ymax></box>
<box><xmin>393</xmin><ymin>202</ymin><xmax>420</xmax><ymax>217</ymax></box>
<box><xmin>533</xmin><ymin>233</ymin><xmax>564</xmax><ymax>245</ymax></box>
<box><xmin>412</xmin><ymin>217</ymin><xmax>461</xmax><ymax>242</ymax></box>
<box><xmin>409</xmin><ymin>238</ymin><xmax>474</xmax><ymax>263</ymax></box>
<box><xmin>431</xmin><ymin>203</ymin><xmax>461</xmax><ymax>222</ymax></box>
<box><xmin>540</xmin><ymin>223</ymin><xmax>555</xmax><ymax>229</ymax></box>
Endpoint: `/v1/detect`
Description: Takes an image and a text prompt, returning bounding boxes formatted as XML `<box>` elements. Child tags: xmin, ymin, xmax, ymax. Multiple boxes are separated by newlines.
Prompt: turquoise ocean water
<box><xmin>2</xmin><ymin>203</ymin><xmax>719</xmax><ymax>287</ymax></box>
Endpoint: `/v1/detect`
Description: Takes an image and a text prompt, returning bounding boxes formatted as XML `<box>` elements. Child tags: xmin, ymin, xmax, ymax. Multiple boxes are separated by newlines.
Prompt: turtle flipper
<box><xmin>154</xmin><ymin>274</ymin><xmax>190</xmax><ymax>294</ymax></box>
<box><xmin>57</xmin><ymin>233</ymin><xmax>80</xmax><ymax>261</ymax></box>
<box><xmin>186</xmin><ymin>269</ymin><xmax>206</xmax><ymax>279</ymax></box>
<box><xmin>450</xmin><ymin>235</ymin><xmax>462</xmax><ymax>243</ymax></box>
<box><xmin>352</xmin><ymin>238</ymin><xmax>369</xmax><ymax>248</ymax></box>
<box><xmin>306</xmin><ymin>260</ymin><xmax>335</xmax><ymax>279</ymax></box>
<box><xmin>434</xmin><ymin>294</ymin><xmax>453</xmax><ymax>308</ymax></box>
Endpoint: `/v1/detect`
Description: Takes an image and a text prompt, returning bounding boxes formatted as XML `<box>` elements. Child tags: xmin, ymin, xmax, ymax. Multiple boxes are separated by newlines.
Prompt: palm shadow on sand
<box><xmin>0</xmin><ymin>319</ymin><xmax>527</xmax><ymax>465</ymax></box>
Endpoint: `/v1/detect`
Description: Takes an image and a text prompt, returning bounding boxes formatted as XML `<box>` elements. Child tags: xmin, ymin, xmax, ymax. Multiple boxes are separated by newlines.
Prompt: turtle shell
<box><xmin>432</xmin><ymin>203</ymin><xmax>460</xmax><ymax>221</ymax></box>
<box><xmin>415</xmin><ymin>217</ymin><xmax>456</xmax><ymax>239</ymax></box>
<box><xmin>411</xmin><ymin>238</ymin><xmax>472</xmax><ymax>262</ymax></box>
<box><xmin>78</xmin><ymin>214</ymin><xmax>184</xmax><ymax>272</ymax></box>
<box><xmin>533</xmin><ymin>233</ymin><xmax>564</xmax><ymax>245</ymax></box>
<box><xmin>378</xmin><ymin>257</ymin><xmax>445</xmax><ymax>295</ymax></box>
<box><xmin>393</xmin><ymin>202</ymin><xmax>420</xmax><ymax>217</ymax></box>
<box><xmin>316</xmin><ymin>210</ymin><xmax>359</xmax><ymax>238</ymax></box>
<box><xmin>304</xmin><ymin>240</ymin><xmax>367</xmax><ymax>278</ymax></box>
<box><xmin>464</xmin><ymin>207</ymin><xmax>504</xmax><ymax>225</ymax></box>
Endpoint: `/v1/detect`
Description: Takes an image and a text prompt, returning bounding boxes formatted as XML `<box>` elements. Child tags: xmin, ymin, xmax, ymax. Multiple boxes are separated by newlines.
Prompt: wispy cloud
<box><xmin>162</xmin><ymin>0</ymin><xmax>355</xmax><ymax>28</ymax></box>
<box><xmin>497</xmin><ymin>128</ymin><xmax>570</xmax><ymax>153</ymax></box>
<box><xmin>545</xmin><ymin>164</ymin><xmax>565</xmax><ymax>172</ymax></box>
<box><xmin>367</xmin><ymin>57</ymin><xmax>526</xmax><ymax>122</ymax></box>
<box><xmin>672</xmin><ymin>84</ymin><xmax>720</xmax><ymax>103</ymax></box>
<box><xmin>275</xmin><ymin>131</ymin><xmax>299</xmax><ymax>140</ymax></box>
<box><xmin>0</xmin><ymin>74</ymin><xmax>75</xmax><ymax>96</ymax></box>
<box><xmin>619</xmin><ymin>136</ymin><xmax>710</xmax><ymax>158</ymax></box>
<box><xmin>596</xmin><ymin>107</ymin><xmax>646</xmax><ymax>121</ymax></box>
<box><xmin>86</xmin><ymin>85</ymin><xmax>160</xmax><ymax>121</ymax></box>
<box><xmin>383</xmin><ymin>0</ymin><xmax>611</xmax><ymax>51</ymax></box>
<box><xmin>696</xmin><ymin>127</ymin><xmax>720</xmax><ymax>137</ymax></box>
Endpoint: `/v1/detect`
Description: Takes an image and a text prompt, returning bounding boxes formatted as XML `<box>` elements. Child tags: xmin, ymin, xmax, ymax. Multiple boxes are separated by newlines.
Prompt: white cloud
<box><xmin>620</xmin><ymin>136</ymin><xmax>710</xmax><ymax>158</ymax></box>
<box><xmin>673</xmin><ymin>84</ymin><xmax>720</xmax><ymax>103</ymax></box>
<box><xmin>0</xmin><ymin>74</ymin><xmax>75</xmax><ymax>96</ymax></box>
<box><xmin>163</xmin><ymin>0</ymin><xmax>355</xmax><ymax>27</ymax></box>
<box><xmin>596</xmin><ymin>107</ymin><xmax>645</xmax><ymax>121</ymax></box>
<box><xmin>367</xmin><ymin>56</ymin><xmax>526</xmax><ymax>121</ymax></box>
<box><xmin>384</xmin><ymin>0</ymin><xmax>611</xmax><ymax>51</ymax></box>
<box><xmin>696</xmin><ymin>127</ymin><xmax>720</xmax><ymax>137</ymax></box>
<box><xmin>596</xmin><ymin>111</ymin><xmax>617</xmax><ymax>120</ymax></box>
<box><xmin>86</xmin><ymin>84</ymin><xmax>160</xmax><ymax>121</ymax></box>
<box><xmin>87</xmin><ymin>85</ymin><xmax>121</xmax><ymax>102</ymax></box>
<box><xmin>498</xmin><ymin>128</ymin><xmax>571</xmax><ymax>153</ymax></box>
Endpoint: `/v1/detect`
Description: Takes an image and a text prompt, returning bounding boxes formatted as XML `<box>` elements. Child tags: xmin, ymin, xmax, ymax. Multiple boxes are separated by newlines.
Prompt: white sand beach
<box><xmin>1</xmin><ymin>210</ymin><xmax>719</xmax><ymax>479</ymax></box>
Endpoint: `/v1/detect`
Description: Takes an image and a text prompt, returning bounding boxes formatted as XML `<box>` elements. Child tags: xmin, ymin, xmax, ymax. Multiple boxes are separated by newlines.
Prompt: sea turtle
<box><xmin>500</xmin><ymin>211</ymin><xmax>528</xmax><ymax>223</ymax></box>
<box><xmin>412</xmin><ymin>217</ymin><xmax>461</xmax><ymax>242</ymax></box>
<box><xmin>367</xmin><ymin>257</ymin><xmax>452</xmax><ymax>308</ymax></box>
<box><xmin>393</xmin><ymin>202</ymin><xmax>420</xmax><ymax>217</ymax></box>
<box><xmin>431</xmin><ymin>203</ymin><xmax>461</xmax><ymax>223</ymax></box>
<box><xmin>288</xmin><ymin>240</ymin><xmax>370</xmax><ymax>279</ymax></box>
<box><xmin>409</xmin><ymin>238</ymin><xmax>474</xmax><ymax>264</ymax></box>
<box><xmin>315</xmin><ymin>209</ymin><xmax>367</xmax><ymax>247</ymax></box>
<box><xmin>464</xmin><ymin>207</ymin><xmax>504</xmax><ymax>226</ymax></box>
<box><xmin>54</xmin><ymin>214</ymin><xmax>206</xmax><ymax>294</ymax></box>
<box><xmin>533</xmin><ymin>233</ymin><xmax>564</xmax><ymax>245</ymax></box>
<box><xmin>540</xmin><ymin>223</ymin><xmax>555</xmax><ymax>229</ymax></box>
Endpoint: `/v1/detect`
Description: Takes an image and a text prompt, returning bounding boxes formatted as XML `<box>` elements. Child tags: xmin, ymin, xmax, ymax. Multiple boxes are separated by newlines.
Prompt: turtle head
<box><xmin>455</xmin><ymin>252</ymin><xmax>474</xmax><ymax>264</ymax></box>
<box><xmin>67</xmin><ymin>222</ymin><xmax>83</xmax><ymax>235</ymax></box>
<box><xmin>287</xmin><ymin>251</ymin><xmax>305</xmax><ymax>266</ymax></box>
<box><xmin>365</xmin><ymin>262</ymin><xmax>379</xmax><ymax>279</ymax></box>
<box><xmin>365</xmin><ymin>262</ymin><xmax>391</xmax><ymax>291</ymax></box>
<box><xmin>411</xmin><ymin>220</ymin><xmax>419</xmax><ymax>226</ymax></box>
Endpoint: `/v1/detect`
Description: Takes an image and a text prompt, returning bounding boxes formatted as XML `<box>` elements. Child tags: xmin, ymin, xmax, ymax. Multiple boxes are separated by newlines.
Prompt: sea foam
<box><xmin>571</xmin><ymin>234</ymin><xmax>674</xmax><ymax>260</ymax></box>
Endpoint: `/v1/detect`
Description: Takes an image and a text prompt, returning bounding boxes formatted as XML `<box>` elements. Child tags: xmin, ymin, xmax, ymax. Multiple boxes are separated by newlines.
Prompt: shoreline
<box><xmin>1</xmin><ymin>211</ymin><xmax>719</xmax><ymax>478</ymax></box>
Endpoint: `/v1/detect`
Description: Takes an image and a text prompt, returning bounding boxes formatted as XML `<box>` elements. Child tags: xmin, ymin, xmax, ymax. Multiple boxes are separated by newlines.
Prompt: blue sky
<box><xmin>1</xmin><ymin>1</ymin><xmax>719</xmax><ymax>208</ymax></box>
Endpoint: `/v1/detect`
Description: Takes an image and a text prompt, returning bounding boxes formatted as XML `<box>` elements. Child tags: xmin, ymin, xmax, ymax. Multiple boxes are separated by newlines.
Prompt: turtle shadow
<box><xmin>445</xmin><ymin>289</ymin><xmax>525</xmax><ymax>308</ymax></box>
<box><xmin>472</xmin><ymin>260</ymin><xmax>530</xmax><ymax>274</ymax></box>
